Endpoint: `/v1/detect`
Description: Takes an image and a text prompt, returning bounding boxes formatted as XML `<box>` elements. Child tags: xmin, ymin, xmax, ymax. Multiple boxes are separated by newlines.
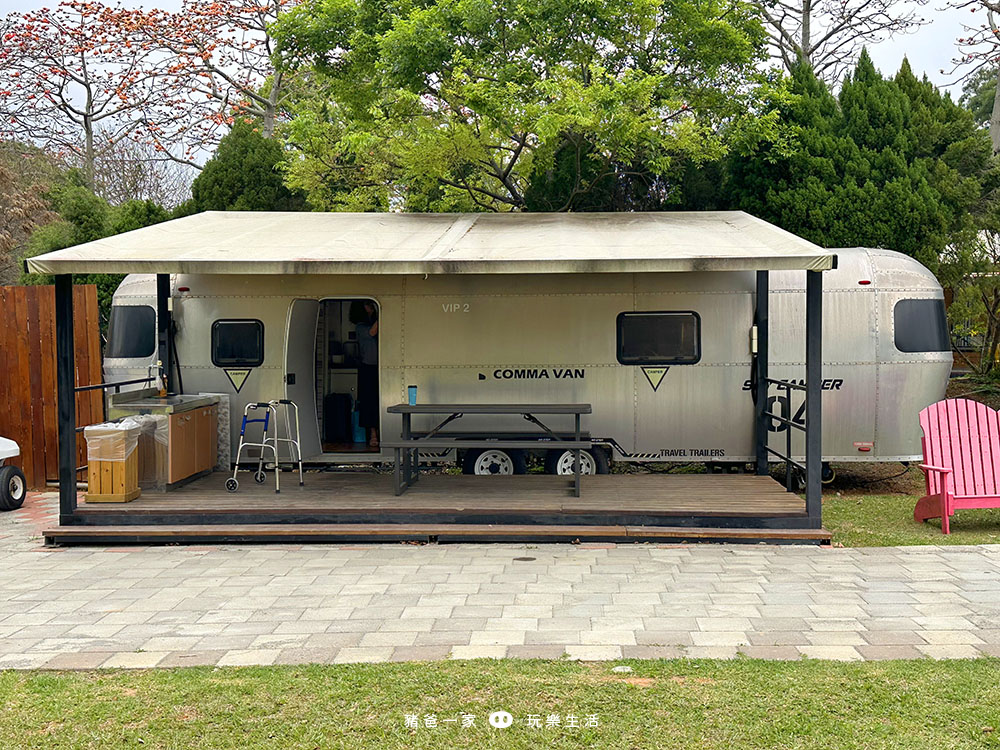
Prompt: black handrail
<box><xmin>74</xmin><ymin>376</ymin><xmax>153</xmax><ymax>394</ymax></box>
<box><xmin>763</xmin><ymin>411</ymin><xmax>806</xmax><ymax>432</ymax></box>
<box><xmin>766</xmin><ymin>378</ymin><xmax>809</xmax><ymax>492</ymax></box>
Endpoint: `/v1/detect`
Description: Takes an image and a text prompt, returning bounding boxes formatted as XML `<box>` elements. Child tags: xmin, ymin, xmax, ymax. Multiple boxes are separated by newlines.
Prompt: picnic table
<box><xmin>383</xmin><ymin>403</ymin><xmax>592</xmax><ymax>497</ymax></box>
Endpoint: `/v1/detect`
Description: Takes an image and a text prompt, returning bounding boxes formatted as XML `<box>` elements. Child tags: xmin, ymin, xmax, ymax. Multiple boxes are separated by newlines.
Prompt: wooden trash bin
<box><xmin>84</xmin><ymin>423</ymin><xmax>141</xmax><ymax>503</ymax></box>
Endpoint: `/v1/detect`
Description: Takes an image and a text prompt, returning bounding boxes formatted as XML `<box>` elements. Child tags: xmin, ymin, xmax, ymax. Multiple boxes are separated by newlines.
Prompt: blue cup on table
<box><xmin>407</xmin><ymin>385</ymin><xmax>417</xmax><ymax>405</ymax></box>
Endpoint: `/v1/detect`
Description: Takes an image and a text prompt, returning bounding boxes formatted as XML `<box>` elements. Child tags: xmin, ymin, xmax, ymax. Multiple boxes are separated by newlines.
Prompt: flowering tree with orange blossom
<box><xmin>0</xmin><ymin>1</ymin><xmax>172</xmax><ymax>188</ymax></box>
<box><xmin>139</xmin><ymin>0</ymin><xmax>300</xmax><ymax>168</ymax></box>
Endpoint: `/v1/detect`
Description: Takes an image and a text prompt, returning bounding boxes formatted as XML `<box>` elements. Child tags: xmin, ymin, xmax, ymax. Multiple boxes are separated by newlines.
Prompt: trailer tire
<box><xmin>544</xmin><ymin>449</ymin><xmax>609</xmax><ymax>476</ymax></box>
<box><xmin>0</xmin><ymin>465</ymin><xmax>26</xmax><ymax>511</ymax></box>
<box><xmin>462</xmin><ymin>449</ymin><xmax>527</xmax><ymax>475</ymax></box>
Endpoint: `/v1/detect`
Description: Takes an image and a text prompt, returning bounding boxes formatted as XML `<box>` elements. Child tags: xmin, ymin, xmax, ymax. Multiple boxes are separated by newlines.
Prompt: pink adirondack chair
<box><xmin>914</xmin><ymin>398</ymin><xmax>1000</xmax><ymax>534</ymax></box>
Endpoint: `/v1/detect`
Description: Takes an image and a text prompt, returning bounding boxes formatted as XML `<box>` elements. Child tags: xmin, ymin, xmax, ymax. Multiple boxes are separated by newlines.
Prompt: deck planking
<box><xmin>76</xmin><ymin>472</ymin><xmax>806</xmax><ymax>518</ymax></box>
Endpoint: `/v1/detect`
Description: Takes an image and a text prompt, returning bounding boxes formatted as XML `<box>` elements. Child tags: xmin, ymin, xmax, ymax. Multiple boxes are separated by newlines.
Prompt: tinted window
<box><xmin>212</xmin><ymin>320</ymin><xmax>264</xmax><ymax>367</ymax></box>
<box><xmin>106</xmin><ymin>305</ymin><xmax>156</xmax><ymax>359</ymax></box>
<box><xmin>894</xmin><ymin>299</ymin><xmax>949</xmax><ymax>353</ymax></box>
<box><xmin>617</xmin><ymin>312</ymin><xmax>701</xmax><ymax>365</ymax></box>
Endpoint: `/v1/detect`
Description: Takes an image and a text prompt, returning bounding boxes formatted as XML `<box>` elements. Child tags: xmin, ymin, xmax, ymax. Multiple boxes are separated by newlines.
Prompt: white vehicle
<box><xmin>0</xmin><ymin>438</ymin><xmax>26</xmax><ymax>510</ymax></box>
<box><xmin>92</xmin><ymin>212</ymin><xmax>951</xmax><ymax>477</ymax></box>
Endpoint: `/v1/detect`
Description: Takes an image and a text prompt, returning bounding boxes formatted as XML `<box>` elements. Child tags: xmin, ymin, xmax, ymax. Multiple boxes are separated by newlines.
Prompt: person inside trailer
<box><xmin>351</xmin><ymin>300</ymin><xmax>380</xmax><ymax>448</ymax></box>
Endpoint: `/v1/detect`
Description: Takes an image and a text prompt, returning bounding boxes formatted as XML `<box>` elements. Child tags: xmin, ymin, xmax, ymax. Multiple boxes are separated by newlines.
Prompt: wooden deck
<box><xmin>43</xmin><ymin>472</ymin><xmax>829</xmax><ymax>545</ymax></box>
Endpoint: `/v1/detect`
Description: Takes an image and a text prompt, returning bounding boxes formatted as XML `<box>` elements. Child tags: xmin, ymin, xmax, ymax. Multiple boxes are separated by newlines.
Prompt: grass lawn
<box><xmin>3</xmin><ymin>659</ymin><xmax>1000</xmax><ymax>749</ymax></box>
<box><xmin>823</xmin><ymin>493</ymin><xmax>1000</xmax><ymax>547</ymax></box>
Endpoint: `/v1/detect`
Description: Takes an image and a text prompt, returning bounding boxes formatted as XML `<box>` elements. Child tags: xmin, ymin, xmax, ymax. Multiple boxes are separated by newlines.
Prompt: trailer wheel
<box><xmin>462</xmin><ymin>449</ymin><xmax>527</xmax><ymax>475</ymax></box>
<box><xmin>545</xmin><ymin>449</ymin><xmax>609</xmax><ymax>476</ymax></box>
<box><xmin>0</xmin><ymin>465</ymin><xmax>26</xmax><ymax>511</ymax></box>
<box><xmin>822</xmin><ymin>463</ymin><xmax>836</xmax><ymax>484</ymax></box>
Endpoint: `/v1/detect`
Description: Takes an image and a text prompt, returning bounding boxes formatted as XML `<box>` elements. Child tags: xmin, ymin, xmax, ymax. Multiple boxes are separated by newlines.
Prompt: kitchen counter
<box><xmin>108</xmin><ymin>389</ymin><xmax>219</xmax><ymax>419</ymax></box>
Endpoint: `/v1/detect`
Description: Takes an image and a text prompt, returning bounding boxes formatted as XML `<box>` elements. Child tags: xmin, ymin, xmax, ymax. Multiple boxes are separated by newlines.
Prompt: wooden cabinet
<box><xmin>168</xmin><ymin>405</ymin><xmax>218</xmax><ymax>485</ymax></box>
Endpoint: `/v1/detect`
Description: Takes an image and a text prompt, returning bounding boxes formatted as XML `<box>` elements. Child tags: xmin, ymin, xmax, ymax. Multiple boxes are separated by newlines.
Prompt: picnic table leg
<box><xmin>402</xmin><ymin>413</ymin><xmax>412</xmax><ymax>487</ymax></box>
<box><xmin>574</xmin><ymin>414</ymin><xmax>582</xmax><ymax>496</ymax></box>
<box><xmin>394</xmin><ymin>447</ymin><xmax>403</xmax><ymax>496</ymax></box>
<box><xmin>574</xmin><ymin>448</ymin><xmax>581</xmax><ymax>497</ymax></box>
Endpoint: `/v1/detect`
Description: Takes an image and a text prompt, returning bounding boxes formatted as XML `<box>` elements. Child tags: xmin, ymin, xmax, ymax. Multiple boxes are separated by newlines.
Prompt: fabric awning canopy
<box><xmin>26</xmin><ymin>210</ymin><xmax>837</xmax><ymax>275</ymax></box>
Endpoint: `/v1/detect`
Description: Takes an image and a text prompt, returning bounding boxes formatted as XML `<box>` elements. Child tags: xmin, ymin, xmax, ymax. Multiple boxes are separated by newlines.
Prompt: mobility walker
<box><xmin>226</xmin><ymin>399</ymin><xmax>303</xmax><ymax>493</ymax></box>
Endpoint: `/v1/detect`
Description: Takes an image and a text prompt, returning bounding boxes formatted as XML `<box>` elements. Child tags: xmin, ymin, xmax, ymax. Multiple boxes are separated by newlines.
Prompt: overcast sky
<box><xmin>0</xmin><ymin>0</ymin><xmax>974</xmax><ymax>95</ymax></box>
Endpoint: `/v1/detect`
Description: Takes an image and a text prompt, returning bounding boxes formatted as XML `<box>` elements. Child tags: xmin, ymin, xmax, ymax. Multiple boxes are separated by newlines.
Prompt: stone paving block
<box><xmin>622</xmin><ymin>645</ymin><xmax>687</xmax><ymax>659</ymax></box>
<box><xmin>303</xmin><ymin>632</ymin><xmax>364</xmax><ymax>649</ymax></box>
<box><xmin>506</xmin><ymin>645</ymin><xmax>567</xmax><ymax>660</ymax></box>
<box><xmin>697</xmin><ymin>617</ymin><xmax>753</xmax><ymax>632</ymax></box>
<box><xmin>450</xmin><ymin>645</ymin><xmax>508</xmax><ymax>660</ymax></box>
<box><xmin>806</xmin><ymin>619</ymin><xmax>865</xmax><ymax>632</ymax></box>
<box><xmin>564</xmin><ymin>645</ymin><xmax>622</xmax><ymax>661</ymax></box>
<box><xmin>797</xmin><ymin>646</ymin><xmax>863</xmax><ymax>661</ymax></box>
<box><xmin>917</xmin><ymin>645</ymin><xmax>983</xmax><ymax>660</ymax></box>
<box><xmin>101</xmin><ymin>651</ymin><xmax>170</xmax><ymax>669</ymax></box>
<box><xmin>918</xmin><ymin>630</ymin><xmax>984</xmax><ymax>646</ymax></box>
<box><xmin>333</xmin><ymin>647</ymin><xmax>394</xmax><ymax>664</ymax></box>
<box><xmin>194</xmin><ymin>635</ymin><xmax>255</xmax><ymax>651</ymax></box>
<box><xmin>359</xmin><ymin>631</ymin><xmax>419</xmax><ymax>648</ymax></box>
<box><xmin>861</xmin><ymin>630</ymin><xmax>926</xmax><ymax>646</ymax></box>
<box><xmin>861</xmin><ymin>617</ymin><xmax>921</xmax><ymax>632</ymax></box>
<box><xmin>913</xmin><ymin>616</ymin><xmax>977</xmax><ymax>631</ymax></box>
<box><xmin>483</xmin><ymin>617</ymin><xmax>537</xmax><ymax>631</ymax></box>
<box><xmin>856</xmin><ymin>645</ymin><xmax>925</xmax><ymax>660</ymax></box>
<box><xmin>41</xmin><ymin>651</ymin><xmax>110</xmax><ymax>670</ymax></box>
<box><xmin>387</xmin><ymin>645</ymin><xmax>453</xmax><ymax>662</ymax></box>
<box><xmin>217</xmin><ymin>649</ymin><xmax>281</xmax><ymax>667</ymax></box>
<box><xmin>683</xmin><ymin>646</ymin><xmax>739</xmax><ymax>660</ymax></box>
<box><xmin>249</xmin><ymin>633</ymin><xmax>310</xmax><ymax>649</ymax></box>
<box><xmin>635</xmin><ymin>630</ymin><xmax>694</xmax><ymax>647</ymax></box>
<box><xmin>0</xmin><ymin>652</ymin><xmax>60</xmax><ymax>669</ymax></box>
<box><xmin>524</xmin><ymin>630</ymin><xmax>581</xmax><ymax>646</ymax></box>
<box><xmin>158</xmin><ymin>650</ymin><xmax>227</xmax><ymax>668</ymax></box>
<box><xmin>804</xmin><ymin>631</ymin><xmax>867</xmax><ymax>647</ymax></box>
<box><xmin>140</xmin><ymin>636</ymin><xmax>203</xmax><ymax>652</ymax></box>
<box><xmin>274</xmin><ymin>620</ymin><xmax>330</xmax><ymax>635</ymax></box>
<box><xmin>469</xmin><ymin>631</ymin><xmax>526</xmax><ymax>646</ymax></box>
<box><xmin>691</xmin><ymin>631</ymin><xmax>750</xmax><ymax>647</ymax></box>
<box><xmin>579</xmin><ymin>630</ymin><xmax>636</xmax><ymax>646</ymax></box>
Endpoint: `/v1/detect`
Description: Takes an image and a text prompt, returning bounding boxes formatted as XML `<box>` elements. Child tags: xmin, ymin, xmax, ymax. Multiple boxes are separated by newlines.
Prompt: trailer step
<box><xmin>43</xmin><ymin>524</ymin><xmax>832</xmax><ymax>546</ymax></box>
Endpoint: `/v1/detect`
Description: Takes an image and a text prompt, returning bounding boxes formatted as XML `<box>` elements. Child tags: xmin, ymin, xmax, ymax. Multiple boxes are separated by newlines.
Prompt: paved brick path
<box><xmin>2</xmin><ymin>493</ymin><xmax>1000</xmax><ymax>668</ymax></box>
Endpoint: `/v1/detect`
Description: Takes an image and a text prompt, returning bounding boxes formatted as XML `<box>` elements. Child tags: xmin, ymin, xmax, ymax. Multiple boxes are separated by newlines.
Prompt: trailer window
<box><xmin>212</xmin><ymin>319</ymin><xmax>264</xmax><ymax>367</ymax></box>
<box><xmin>106</xmin><ymin>305</ymin><xmax>156</xmax><ymax>359</ymax></box>
<box><xmin>894</xmin><ymin>299</ymin><xmax>949</xmax><ymax>353</ymax></box>
<box><xmin>617</xmin><ymin>311</ymin><xmax>701</xmax><ymax>365</ymax></box>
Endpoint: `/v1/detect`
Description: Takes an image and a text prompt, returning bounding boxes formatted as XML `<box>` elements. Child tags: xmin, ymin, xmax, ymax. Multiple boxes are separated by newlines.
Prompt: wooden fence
<box><xmin>0</xmin><ymin>285</ymin><xmax>103</xmax><ymax>489</ymax></box>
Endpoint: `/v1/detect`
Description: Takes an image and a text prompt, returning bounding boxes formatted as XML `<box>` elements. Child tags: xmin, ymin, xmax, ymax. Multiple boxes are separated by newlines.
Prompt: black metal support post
<box><xmin>805</xmin><ymin>270</ymin><xmax>823</xmax><ymax>528</ymax></box>
<box><xmin>754</xmin><ymin>270</ymin><xmax>769</xmax><ymax>476</ymax></box>
<box><xmin>156</xmin><ymin>273</ymin><xmax>172</xmax><ymax>394</ymax></box>
<box><xmin>55</xmin><ymin>274</ymin><xmax>77</xmax><ymax>524</ymax></box>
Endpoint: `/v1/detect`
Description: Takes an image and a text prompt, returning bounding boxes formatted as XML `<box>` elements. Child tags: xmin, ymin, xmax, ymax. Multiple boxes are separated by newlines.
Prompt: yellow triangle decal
<box><xmin>641</xmin><ymin>367</ymin><xmax>669</xmax><ymax>392</ymax></box>
<box><xmin>224</xmin><ymin>368</ymin><xmax>251</xmax><ymax>393</ymax></box>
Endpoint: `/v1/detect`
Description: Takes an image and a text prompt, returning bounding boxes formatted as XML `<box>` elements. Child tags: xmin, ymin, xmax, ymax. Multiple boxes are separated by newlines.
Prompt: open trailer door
<box><xmin>285</xmin><ymin>299</ymin><xmax>322</xmax><ymax>459</ymax></box>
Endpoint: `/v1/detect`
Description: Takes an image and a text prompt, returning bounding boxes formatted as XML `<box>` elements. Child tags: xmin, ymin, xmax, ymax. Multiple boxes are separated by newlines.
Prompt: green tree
<box><xmin>190</xmin><ymin>121</ymin><xmax>306</xmax><ymax>211</ymax></box>
<box><xmin>717</xmin><ymin>53</ymin><xmax>996</xmax><ymax>271</ymax></box>
<box><xmin>21</xmin><ymin>179</ymin><xmax>170</xmax><ymax>324</ymax></box>
<box><xmin>960</xmin><ymin>65</ymin><xmax>998</xmax><ymax>130</ymax></box>
<box><xmin>272</xmin><ymin>0</ymin><xmax>785</xmax><ymax>212</ymax></box>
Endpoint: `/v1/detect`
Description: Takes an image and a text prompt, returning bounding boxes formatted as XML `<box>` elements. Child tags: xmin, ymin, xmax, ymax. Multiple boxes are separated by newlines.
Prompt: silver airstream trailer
<box><xmin>98</xmin><ymin>213</ymin><xmax>951</xmax><ymax>477</ymax></box>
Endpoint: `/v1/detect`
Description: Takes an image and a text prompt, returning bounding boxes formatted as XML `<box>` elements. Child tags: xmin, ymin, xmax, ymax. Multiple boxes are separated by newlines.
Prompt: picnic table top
<box><xmin>386</xmin><ymin>403</ymin><xmax>592</xmax><ymax>415</ymax></box>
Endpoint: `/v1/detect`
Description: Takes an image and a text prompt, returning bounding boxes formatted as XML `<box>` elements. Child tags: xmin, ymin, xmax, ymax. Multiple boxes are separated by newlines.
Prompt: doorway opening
<box><xmin>316</xmin><ymin>298</ymin><xmax>380</xmax><ymax>453</ymax></box>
